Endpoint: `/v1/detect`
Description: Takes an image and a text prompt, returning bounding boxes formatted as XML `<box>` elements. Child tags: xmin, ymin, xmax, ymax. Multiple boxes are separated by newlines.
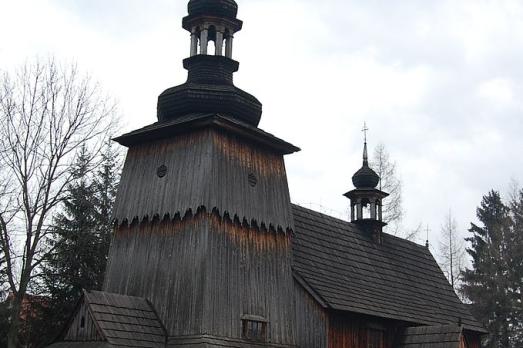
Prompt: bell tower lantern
<box><xmin>344</xmin><ymin>124</ymin><xmax>388</xmax><ymax>243</ymax></box>
<box><xmin>183</xmin><ymin>0</ymin><xmax>242</xmax><ymax>57</ymax></box>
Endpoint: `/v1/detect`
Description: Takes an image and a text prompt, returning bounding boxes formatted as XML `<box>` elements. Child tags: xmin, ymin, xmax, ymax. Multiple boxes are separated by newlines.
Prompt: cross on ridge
<box><xmin>362</xmin><ymin>122</ymin><xmax>369</xmax><ymax>143</ymax></box>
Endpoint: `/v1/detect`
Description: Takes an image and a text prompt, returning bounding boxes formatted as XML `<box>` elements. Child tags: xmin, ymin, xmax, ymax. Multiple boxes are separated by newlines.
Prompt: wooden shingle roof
<box><xmin>84</xmin><ymin>291</ymin><xmax>166</xmax><ymax>347</ymax></box>
<box><xmin>291</xmin><ymin>204</ymin><xmax>485</xmax><ymax>333</ymax></box>
<box><xmin>397</xmin><ymin>325</ymin><xmax>464</xmax><ymax>348</ymax></box>
<box><xmin>50</xmin><ymin>291</ymin><xmax>167</xmax><ymax>348</ymax></box>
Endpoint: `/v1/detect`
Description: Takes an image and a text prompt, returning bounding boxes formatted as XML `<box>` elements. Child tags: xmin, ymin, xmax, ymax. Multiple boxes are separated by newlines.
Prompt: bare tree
<box><xmin>0</xmin><ymin>59</ymin><xmax>116</xmax><ymax>348</ymax></box>
<box><xmin>438</xmin><ymin>210</ymin><xmax>466</xmax><ymax>294</ymax></box>
<box><xmin>370</xmin><ymin>143</ymin><xmax>403</xmax><ymax>233</ymax></box>
<box><xmin>0</xmin><ymin>171</ymin><xmax>11</xmax><ymax>301</ymax></box>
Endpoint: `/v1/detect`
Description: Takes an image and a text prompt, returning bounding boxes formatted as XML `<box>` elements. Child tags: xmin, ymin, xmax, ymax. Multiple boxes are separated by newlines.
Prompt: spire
<box><xmin>352</xmin><ymin>123</ymin><xmax>379</xmax><ymax>189</ymax></box>
<box><xmin>362</xmin><ymin>122</ymin><xmax>369</xmax><ymax>166</ymax></box>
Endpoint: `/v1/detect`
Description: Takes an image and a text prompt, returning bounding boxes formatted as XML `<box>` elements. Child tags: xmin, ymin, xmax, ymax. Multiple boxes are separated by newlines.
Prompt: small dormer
<box><xmin>344</xmin><ymin>124</ymin><xmax>389</xmax><ymax>243</ymax></box>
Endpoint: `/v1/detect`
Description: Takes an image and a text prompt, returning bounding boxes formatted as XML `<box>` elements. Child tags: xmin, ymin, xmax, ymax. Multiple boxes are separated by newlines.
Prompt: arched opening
<box><xmin>362</xmin><ymin>199</ymin><xmax>371</xmax><ymax>219</ymax></box>
<box><xmin>208</xmin><ymin>26</ymin><xmax>217</xmax><ymax>55</ymax></box>
<box><xmin>208</xmin><ymin>41</ymin><xmax>216</xmax><ymax>55</ymax></box>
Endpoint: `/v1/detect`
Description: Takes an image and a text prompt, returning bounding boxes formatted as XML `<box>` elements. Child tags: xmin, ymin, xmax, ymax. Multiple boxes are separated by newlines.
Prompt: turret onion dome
<box><xmin>187</xmin><ymin>0</ymin><xmax>239</xmax><ymax>19</ymax></box>
<box><xmin>352</xmin><ymin>165</ymin><xmax>380</xmax><ymax>189</ymax></box>
<box><xmin>352</xmin><ymin>142</ymin><xmax>380</xmax><ymax>189</ymax></box>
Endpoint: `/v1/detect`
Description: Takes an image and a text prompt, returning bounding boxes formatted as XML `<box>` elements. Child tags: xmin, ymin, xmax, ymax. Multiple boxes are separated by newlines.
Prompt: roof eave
<box><xmin>113</xmin><ymin>114</ymin><xmax>300</xmax><ymax>155</ymax></box>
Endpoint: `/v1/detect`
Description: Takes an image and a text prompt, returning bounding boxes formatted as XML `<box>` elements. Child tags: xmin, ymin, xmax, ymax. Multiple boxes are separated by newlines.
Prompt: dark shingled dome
<box><xmin>188</xmin><ymin>0</ymin><xmax>238</xmax><ymax>19</ymax></box>
<box><xmin>352</xmin><ymin>165</ymin><xmax>380</xmax><ymax>189</ymax></box>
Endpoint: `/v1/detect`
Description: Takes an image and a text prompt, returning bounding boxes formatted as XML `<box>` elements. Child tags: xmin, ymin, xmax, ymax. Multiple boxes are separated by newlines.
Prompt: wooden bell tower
<box><xmin>103</xmin><ymin>0</ymin><xmax>300</xmax><ymax>346</ymax></box>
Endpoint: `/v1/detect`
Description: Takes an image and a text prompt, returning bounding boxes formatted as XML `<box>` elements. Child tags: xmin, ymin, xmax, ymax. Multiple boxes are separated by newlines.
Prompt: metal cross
<box><xmin>362</xmin><ymin>122</ymin><xmax>369</xmax><ymax>143</ymax></box>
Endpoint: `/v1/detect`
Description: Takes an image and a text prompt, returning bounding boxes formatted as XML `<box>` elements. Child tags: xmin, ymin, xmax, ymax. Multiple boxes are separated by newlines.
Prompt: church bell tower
<box><xmin>103</xmin><ymin>0</ymin><xmax>299</xmax><ymax>346</ymax></box>
<box><xmin>344</xmin><ymin>125</ymin><xmax>388</xmax><ymax>243</ymax></box>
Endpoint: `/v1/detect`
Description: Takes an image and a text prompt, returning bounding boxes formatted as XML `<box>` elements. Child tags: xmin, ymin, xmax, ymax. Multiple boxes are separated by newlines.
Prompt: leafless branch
<box><xmin>0</xmin><ymin>57</ymin><xmax>117</xmax><ymax>348</ymax></box>
<box><xmin>370</xmin><ymin>143</ymin><xmax>404</xmax><ymax>234</ymax></box>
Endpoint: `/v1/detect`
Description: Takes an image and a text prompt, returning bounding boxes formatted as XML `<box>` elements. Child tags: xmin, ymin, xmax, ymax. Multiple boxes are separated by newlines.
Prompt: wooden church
<box><xmin>48</xmin><ymin>1</ymin><xmax>486</xmax><ymax>347</ymax></box>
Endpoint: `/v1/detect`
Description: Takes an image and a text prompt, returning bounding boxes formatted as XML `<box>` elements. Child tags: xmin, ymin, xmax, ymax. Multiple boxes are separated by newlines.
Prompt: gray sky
<box><xmin>1</xmin><ymin>0</ymin><xmax>522</xmax><ymax>250</ymax></box>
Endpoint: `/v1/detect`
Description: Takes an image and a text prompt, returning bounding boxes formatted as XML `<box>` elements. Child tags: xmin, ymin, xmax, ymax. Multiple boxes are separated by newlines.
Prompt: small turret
<box><xmin>344</xmin><ymin>123</ymin><xmax>389</xmax><ymax>243</ymax></box>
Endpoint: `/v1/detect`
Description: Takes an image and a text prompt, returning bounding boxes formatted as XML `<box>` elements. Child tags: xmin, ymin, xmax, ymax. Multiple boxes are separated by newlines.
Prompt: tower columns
<box><xmin>370</xmin><ymin>202</ymin><xmax>377</xmax><ymax>219</ymax></box>
<box><xmin>215</xmin><ymin>31</ymin><xmax>224</xmax><ymax>56</ymax></box>
<box><xmin>225</xmin><ymin>35</ymin><xmax>234</xmax><ymax>58</ymax></box>
<box><xmin>190</xmin><ymin>30</ymin><xmax>199</xmax><ymax>56</ymax></box>
<box><xmin>200</xmin><ymin>28</ymin><xmax>209</xmax><ymax>55</ymax></box>
<box><xmin>356</xmin><ymin>201</ymin><xmax>363</xmax><ymax>220</ymax></box>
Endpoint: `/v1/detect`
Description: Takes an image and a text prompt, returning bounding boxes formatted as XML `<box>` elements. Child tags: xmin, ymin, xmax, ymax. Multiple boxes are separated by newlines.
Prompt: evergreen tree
<box><xmin>461</xmin><ymin>191</ymin><xmax>514</xmax><ymax>348</ymax></box>
<box><xmin>508</xmin><ymin>189</ymin><xmax>523</xmax><ymax>345</ymax></box>
<box><xmin>92</xmin><ymin>140</ymin><xmax>121</xmax><ymax>276</ymax></box>
<box><xmin>40</xmin><ymin>146</ymin><xmax>99</xmax><ymax>342</ymax></box>
<box><xmin>37</xmin><ymin>143</ymin><xmax>120</xmax><ymax>345</ymax></box>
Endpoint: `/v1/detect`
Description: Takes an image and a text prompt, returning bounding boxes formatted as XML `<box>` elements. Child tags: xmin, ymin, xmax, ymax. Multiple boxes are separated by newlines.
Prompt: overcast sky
<box><xmin>1</xmin><ymin>0</ymin><xmax>522</xmax><ymax>251</ymax></box>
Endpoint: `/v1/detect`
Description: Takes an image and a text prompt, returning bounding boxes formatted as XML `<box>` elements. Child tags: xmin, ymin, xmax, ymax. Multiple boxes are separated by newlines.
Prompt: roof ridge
<box><xmin>291</xmin><ymin>203</ymin><xmax>427</xmax><ymax>250</ymax></box>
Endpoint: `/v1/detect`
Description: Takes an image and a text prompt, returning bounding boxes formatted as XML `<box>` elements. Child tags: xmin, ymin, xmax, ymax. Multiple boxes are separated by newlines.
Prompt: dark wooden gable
<box><xmin>291</xmin><ymin>204</ymin><xmax>485</xmax><ymax>334</ymax></box>
<box><xmin>52</xmin><ymin>290</ymin><xmax>166</xmax><ymax>348</ymax></box>
<box><xmin>63</xmin><ymin>295</ymin><xmax>104</xmax><ymax>343</ymax></box>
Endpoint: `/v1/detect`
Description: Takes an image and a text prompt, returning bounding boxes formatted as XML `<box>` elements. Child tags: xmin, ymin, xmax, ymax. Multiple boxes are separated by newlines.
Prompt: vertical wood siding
<box><xmin>104</xmin><ymin>216</ymin><xmax>209</xmax><ymax>336</ymax></box>
<box><xmin>103</xmin><ymin>212</ymin><xmax>296</xmax><ymax>345</ymax></box>
<box><xmin>294</xmin><ymin>282</ymin><xmax>327</xmax><ymax>348</ymax></box>
<box><xmin>113</xmin><ymin>129</ymin><xmax>294</xmax><ymax>232</ymax></box>
<box><xmin>203</xmin><ymin>214</ymin><xmax>296</xmax><ymax>345</ymax></box>
<box><xmin>463</xmin><ymin>333</ymin><xmax>481</xmax><ymax>348</ymax></box>
<box><xmin>64</xmin><ymin>301</ymin><xmax>103</xmax><ymax>342</ymax></box>
<box><xmin>328</xmin><ymin>313</ymin><xmax>397</xmax><ymax>348</ymax></box>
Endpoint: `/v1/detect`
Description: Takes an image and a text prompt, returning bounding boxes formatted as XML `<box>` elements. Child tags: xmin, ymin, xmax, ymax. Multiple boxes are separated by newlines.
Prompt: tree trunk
<box><xmin>7</xmin><ymin>294</ymin><xmax>22</xmax><ymax>348</ymax></box>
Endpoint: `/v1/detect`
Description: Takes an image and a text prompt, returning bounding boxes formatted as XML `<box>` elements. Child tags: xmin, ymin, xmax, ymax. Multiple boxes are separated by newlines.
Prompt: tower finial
<box><xmin>362</xmin><ymin>122</ymin><xmax>369</xmax><ymax>143</ymax></box>
<box><xmin>425</xmin><ymin>225</ymin><xmax>430</xmax><ymax>248</ymax></box>
<box><xmin>362</xmin><ymin>122</ymin><xmax>369</xmax><ymax>166</ymax></box>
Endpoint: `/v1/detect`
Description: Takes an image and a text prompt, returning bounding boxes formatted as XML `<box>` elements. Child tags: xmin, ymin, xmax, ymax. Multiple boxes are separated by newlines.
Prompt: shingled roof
<box><xmin>50</xmin><ymin>291</ymin><xmax>166</xmax><ymax>348</ymax></box>
<box><xmin>397</xmin><ymin>325</ymin><xmax>464</xmax><ymax>348</ymax></box>
<box><xmin>291</xmin><ymin>204</ymin><xmax>485</xmax><ymax>333</ymax></box>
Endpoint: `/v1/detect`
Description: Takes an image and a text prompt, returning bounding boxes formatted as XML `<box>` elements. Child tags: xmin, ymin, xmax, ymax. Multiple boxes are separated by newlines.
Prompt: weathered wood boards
<box><xmin>104</xmin><ymin>212</ymin><xmax>296</xmax><ymax>346</ymax></box>
<box><xmin>58</xmin><ymin>291</ymin><xmax>165</xmax><ymax>347</ymax></box>
<box><xmin>113</xmin><ymin>129</ymin><xmax>294</xmax><ymax>233</ymax></box>
<box><xmin>105</xmin><ymin>127</ymin><xmax>296</xmax><ymax>346</ymax></box>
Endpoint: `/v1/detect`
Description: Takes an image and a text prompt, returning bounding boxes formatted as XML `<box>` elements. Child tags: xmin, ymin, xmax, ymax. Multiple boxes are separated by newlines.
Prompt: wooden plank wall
<box><xmin>463</xmin><ymin>332</ymin><xmax>481</xmax><ymax>348</ymax></box>
<box><xmin>113</xmin><ymin>129</ymin><xmax>294</xmax><ymax>232</ymax></box>
<box><xmin>293</xmin><ymin>282</ymin><xmax>328</xmax><ymax>348</ymax></box>
<box><xmin>103</xmin><ymin>212</ymin><xmax>297</xmax><ymax>346</ymax></box>
<box><xmin>202</xmin><ymin>214</ymin><xmax>296</xmax><ymax>345</ymax></box>
<box><xmin>327</xmin><ymin>313</ymin><xmax>397</xmax><ymax>348</ymax></box>
<box><xmin>104</xmin><ymin>215</ymin><xmax>209</xmax><ymax>336</ymax></box>
<box><xmin>64</xmin><ymin>301</ymin><xmax>103</xmax><ymax>342</ymax></box>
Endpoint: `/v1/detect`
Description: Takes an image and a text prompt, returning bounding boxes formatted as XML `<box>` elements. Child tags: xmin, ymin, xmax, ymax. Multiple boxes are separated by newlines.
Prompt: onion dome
<box><xmin>352</xmin><ymin>142</ymin><xmax>380</xmax><ymax>189</ymax></box>
<box><xmin>187</xmin><ymin>0</ymin><xmax>238</xmax><ymax>19</ymax></box>
<box><xmin>157</xmin><ymin>55</ymin><xmax>262</xmax><ymax>126</ymax></box>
